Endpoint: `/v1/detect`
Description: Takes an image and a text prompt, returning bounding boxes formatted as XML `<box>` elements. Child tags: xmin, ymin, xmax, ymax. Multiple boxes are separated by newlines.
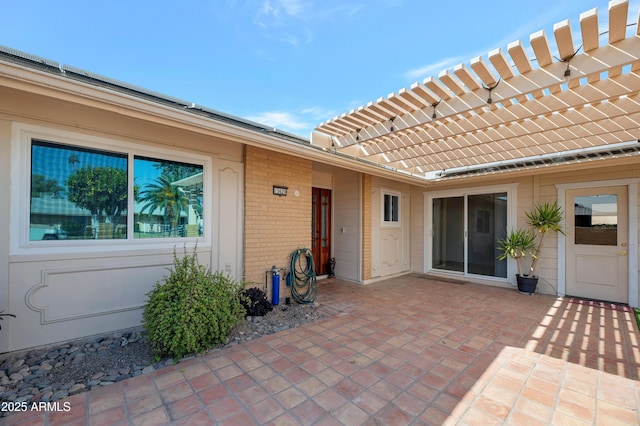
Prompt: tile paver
<box><xmin>2</xmin><ymin>274</ymin><xmax>640</xmax><ymax>425</ymax></box>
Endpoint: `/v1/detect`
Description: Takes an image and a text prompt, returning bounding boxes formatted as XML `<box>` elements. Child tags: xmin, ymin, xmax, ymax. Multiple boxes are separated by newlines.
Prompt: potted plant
<box><xmin>498</xmin><ymin>202</ymin><xmax>565</xmax><ymax>294</ymax></box>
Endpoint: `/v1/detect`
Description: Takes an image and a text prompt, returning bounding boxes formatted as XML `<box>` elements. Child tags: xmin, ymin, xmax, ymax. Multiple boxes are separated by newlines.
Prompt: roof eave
<box><xmin>0</xmin><ymin>57</ymin><xmax>435</xmax><ymax>187</ymax></box>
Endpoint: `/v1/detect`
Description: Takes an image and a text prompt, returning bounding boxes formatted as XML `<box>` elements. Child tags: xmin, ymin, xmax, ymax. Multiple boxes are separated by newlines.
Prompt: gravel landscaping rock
<box><xmin>0</xmin><ymin>302</ymin><xmax>319</xmax><ymax>417</ymax></box>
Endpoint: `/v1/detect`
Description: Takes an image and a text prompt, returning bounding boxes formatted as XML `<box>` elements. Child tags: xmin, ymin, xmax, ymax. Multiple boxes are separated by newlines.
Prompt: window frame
<box><xmin>424</xmin><ymin>183</ymin><xmax>518</xmax><ymax>282</ymax></box>
<box><xmin>381</xmin><ymin>189</ymin><xmax>401</xmax><ymax>226</ymax></box>
<box><xmin>11</xmin><ymin>123</ymin><xmax>212</xmax><ymax>255</ymax></box>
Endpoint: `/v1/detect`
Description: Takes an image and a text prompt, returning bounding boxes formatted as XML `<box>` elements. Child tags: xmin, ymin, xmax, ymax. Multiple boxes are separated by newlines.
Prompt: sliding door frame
<box><xmin>424</xmin><ymin>183</ymin><xmax>518</xmax><ymax>282</ymax></box>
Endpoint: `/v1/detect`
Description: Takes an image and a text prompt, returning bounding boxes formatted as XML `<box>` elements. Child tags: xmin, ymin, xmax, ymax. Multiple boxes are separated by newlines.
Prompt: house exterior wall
<box><xmin>243</xmin><ymin>146</ymin><xmax>312</xmax><ymax>302</ymax></box>
<box><xmin>410</xmin><ymin>184</ymin><xmax>425</xmax><ymax>273</ymax></box>
<box><xmin>312</xmin><ymin>169</ymin><xmax>333</xmax><ymax>189</ymax></box>
<box><xmin>0</xmin><ymin>119</ymin><xmax>10</xmax><ymax>352</ymax></box>
<box><xmin>361</xmin><ymin>175</ymin><xmax>372</xmax><ymax>281</ymax></box>
<box><xmin>332</xmin><ymin>168</ymin><xmax>361</xmax><ymax>282</ymax></box>
<box><xmin>0</xmin><ymin>87</ymin><xmax>244</xmax><ymax>352</ymax></box>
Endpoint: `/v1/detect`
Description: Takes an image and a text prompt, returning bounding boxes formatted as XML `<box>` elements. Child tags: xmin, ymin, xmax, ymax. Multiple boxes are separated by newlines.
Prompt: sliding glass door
<box><xmin>432</xmin><ymin>197</ymin><xmax>464</xmax><ymax>272</ymax></box>
<box><xmin>430</xmin><ymin>190</ymin><xmax>508</xmax><ymax>279</ymax></box>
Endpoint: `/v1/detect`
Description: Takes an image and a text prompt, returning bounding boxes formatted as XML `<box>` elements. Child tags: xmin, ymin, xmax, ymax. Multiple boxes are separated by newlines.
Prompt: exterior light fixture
<box><xmin>559</xmin><ymin>47</ymin><xmax>580</xmax><ymax>79</ymax></box>
<box><xmin>431</xmin><ymin>100</ymin><xmax>440</xmax><ymax>119</ymax></box>
<box><xmin>483</xmin><ymin>79</ymin><xmax>501</xmax><ymax>105</ymax></box>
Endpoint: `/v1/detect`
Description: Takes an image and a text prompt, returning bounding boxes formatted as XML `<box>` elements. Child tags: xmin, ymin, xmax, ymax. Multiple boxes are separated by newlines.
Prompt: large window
<box><xmin>429</xmin><ymin>188</ymin><xmax>511</xmax><ymax>279</ymax></box>
<box><xmin>28</xmin><ymin>138</ymin><xmax>204</xmax><ymax>243</ymax></box>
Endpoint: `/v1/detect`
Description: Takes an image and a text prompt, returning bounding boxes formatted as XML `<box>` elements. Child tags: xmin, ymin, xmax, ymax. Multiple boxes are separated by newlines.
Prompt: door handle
<box><xmin>617</xmin><ymin>250</ymin><xmax>627</xmax><ymax>256</ymax></box>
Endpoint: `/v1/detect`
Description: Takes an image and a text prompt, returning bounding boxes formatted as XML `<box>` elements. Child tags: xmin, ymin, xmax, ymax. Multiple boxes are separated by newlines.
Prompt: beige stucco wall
<box><xmin>410</xmin><ymin>184</ymin><xmax>425</xmax><ymax>273</ymax></box>
<box><xmin>331</xmin><ymin>168</ymin><xmax>361</xmax><ymax>282</ymax></box>
<box><xmin>0</xmin><ymin>86</ymin><xmax>245</xmax><ymax>352</ymax></box>
<box><xmin>0</xmin><ymin>119</ymin><xmax>10</xmax><ymax>354</ymax></box>
<box><xmin>243</xmin><ymin>146</ymin><xmax>312</xmax><ymax>302</ymax></box>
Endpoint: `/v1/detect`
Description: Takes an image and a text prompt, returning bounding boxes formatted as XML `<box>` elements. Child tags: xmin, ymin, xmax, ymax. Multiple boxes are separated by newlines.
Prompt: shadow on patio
<box><xmin>313</xmin><ymin>274</ymin><xmax>640</xmax><ymax>424</ymax></box>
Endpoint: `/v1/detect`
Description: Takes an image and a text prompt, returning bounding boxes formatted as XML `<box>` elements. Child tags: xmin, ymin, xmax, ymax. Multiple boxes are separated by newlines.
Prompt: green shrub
<box><xmin>143</xmin><ymin>247</ymin><xmax>246</xmax><ymax>360</ymax></box>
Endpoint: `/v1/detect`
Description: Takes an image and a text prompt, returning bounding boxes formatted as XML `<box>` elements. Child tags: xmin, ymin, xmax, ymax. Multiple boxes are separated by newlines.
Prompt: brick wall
<box><xmin>362</xmin><ymin>174</ymin><xmax>372</xmax><ymax>281</ymax></box>
<box><xmin>243</xmin><ymin>146</ymin><xmax>312</xmax><ymax>302</ymax></box>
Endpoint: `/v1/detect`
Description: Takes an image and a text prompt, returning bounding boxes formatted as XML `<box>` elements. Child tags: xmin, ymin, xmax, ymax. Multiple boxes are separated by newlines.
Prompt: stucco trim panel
<box><xmin>25</xmin><ymin>262</ymin><xmax>170</xmax><ymax>324</ymax></box>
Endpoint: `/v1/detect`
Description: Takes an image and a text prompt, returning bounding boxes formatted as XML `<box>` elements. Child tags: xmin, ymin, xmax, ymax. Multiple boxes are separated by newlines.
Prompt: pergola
<box><xmin>314</xmin><ymin>0</ymin><xmax>640</xmax><ymax>180</ymax></box>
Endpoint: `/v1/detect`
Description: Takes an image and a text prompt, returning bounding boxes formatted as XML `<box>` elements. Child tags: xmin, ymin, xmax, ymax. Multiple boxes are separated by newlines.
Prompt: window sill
<box><xmin>9</xmin><ymin>240</ymin><xmax>211</xmax><ymax>263</ymax></box>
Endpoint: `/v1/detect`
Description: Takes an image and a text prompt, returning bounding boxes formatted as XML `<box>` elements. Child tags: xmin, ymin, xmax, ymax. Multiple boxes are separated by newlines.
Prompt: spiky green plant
<box><xmin>526</xmin><ymin>202</ymin><xmax>565</xmax><ymax>277</ymax></box>
<box><xmin>498</xmin><ymin>202</ymin><xmax>565</xmax><ymax>278</ymax></box>
<box><xmin>498</xmin><ymin>228</ymin><xmax>537</xmax><ymax>277</ymax></box>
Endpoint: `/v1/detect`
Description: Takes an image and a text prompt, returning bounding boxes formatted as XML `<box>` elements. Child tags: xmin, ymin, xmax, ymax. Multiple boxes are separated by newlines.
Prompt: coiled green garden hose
<box><xmin>289</xmin><ymin>248</ymin><xmax>317</xmax><ymax>304</ymax></box>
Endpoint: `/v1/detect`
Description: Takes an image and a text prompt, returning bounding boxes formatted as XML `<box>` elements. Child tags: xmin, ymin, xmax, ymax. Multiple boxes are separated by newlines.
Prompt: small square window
<box><xmin>383</xmin><ymin>192</ymin><xmax>400</xmax><ymax>224</ymax></box>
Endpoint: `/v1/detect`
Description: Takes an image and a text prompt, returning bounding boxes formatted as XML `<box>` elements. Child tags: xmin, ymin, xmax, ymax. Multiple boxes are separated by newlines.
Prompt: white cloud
<box><xmin>253</xmin><ymin>49</ymin><xmax>277</xmax><ymax>62</ymax></box>
<box><xmin>281</xmin><ymin>33</ymin><xmax>299</xmax><ymax>46</ymax></box>
<box><xmin>246</xmin><ymin>111</ymin><xmax>311</xmax><ymax>130</ymax></box>
<box><xmin>402</xmin><ymin>57</ymin><xmax>467</xmax><ymax>82</ymax></box>
<box><xmin>245</xmin><ymin>106</ymin><xmax>339</xmax><ymax>136</ymax></box>
<box><xmin>252</xmin><ymin>1</ymin><xmax>367</xmax><ymax>45</ymax></box>
<box><xmin>258</xmin><ymin>0</ymin><xmax>306</xmax><ymax>23</ymax></box>
<box><xmin>276</xmin><ymin>0</ymin><xmax>305</xmax><ymax>16</ymax></box>
<box><xmin>301</xmin><ymin>106</ymin><xmax>339</xmax><ymax>120</ymax></box>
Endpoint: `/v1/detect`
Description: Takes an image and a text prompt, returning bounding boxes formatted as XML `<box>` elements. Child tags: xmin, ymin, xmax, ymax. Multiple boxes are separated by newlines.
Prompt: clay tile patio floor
<box><xmin>3</xmin><ymin>274</ymin><xmax>640</xmax><ymax>425</ymax></box>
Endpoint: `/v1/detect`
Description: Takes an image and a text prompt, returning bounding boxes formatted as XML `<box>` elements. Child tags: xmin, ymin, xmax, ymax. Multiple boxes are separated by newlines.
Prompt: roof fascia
<box><xmin>0</xmin><ymin>60</ymin><xmax>434</xmax><ymax>187</ymax></box>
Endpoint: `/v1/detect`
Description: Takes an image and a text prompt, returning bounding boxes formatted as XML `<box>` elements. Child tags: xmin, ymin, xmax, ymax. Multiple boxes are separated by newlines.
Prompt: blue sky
<box><xmin>1</xmin><ymin>0</ymin><xmax>630</xmax><ymax>138</ymax></box>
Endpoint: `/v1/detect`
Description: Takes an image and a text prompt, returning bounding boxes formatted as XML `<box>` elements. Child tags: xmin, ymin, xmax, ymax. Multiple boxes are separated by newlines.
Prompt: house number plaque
<box><xmin>273</xmin><ymin>186</ymin><xmax>288</xmax><ymax>196</ymax></box>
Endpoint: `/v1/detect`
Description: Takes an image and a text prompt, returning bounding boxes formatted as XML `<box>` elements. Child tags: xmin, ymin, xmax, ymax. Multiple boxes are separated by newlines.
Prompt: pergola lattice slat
<box><xmin>315</xmin><ymin>1</ymin><xmax>640</xmax><ymax>179</ymax></box>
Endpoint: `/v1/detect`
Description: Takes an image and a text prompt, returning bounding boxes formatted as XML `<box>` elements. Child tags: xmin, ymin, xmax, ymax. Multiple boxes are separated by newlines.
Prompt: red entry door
<box><xmin>312</xmin><ymin>187</ymin><xmax>332</xmax><ymax>275</ymax></box>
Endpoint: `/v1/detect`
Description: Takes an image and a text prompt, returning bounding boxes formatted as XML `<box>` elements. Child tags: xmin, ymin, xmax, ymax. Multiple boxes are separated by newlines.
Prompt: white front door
<box><xmin>371</xmin><ymin>188</ymin><xmax>410</xmax><ymax>278</ymax></box>
<box><xmin>566</xmin><ymin>186</ymin><xmax>628</xmax><ymax>303</ymax></box>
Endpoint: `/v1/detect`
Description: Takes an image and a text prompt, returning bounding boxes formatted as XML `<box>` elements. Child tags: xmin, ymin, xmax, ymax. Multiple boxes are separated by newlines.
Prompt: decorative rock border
<box><xmin>0</xmin><ymin>303</ymin><xmax>319</xmax><ymax>417</ymax></box>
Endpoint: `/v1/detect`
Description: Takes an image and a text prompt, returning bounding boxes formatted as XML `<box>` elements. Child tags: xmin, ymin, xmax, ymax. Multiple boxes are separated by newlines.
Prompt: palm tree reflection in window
<box><xmin>134</xmin><ymin>157</ymin><xmax>203</xmax><ymax>239</ymax></box>
<box><xmin>137</xmin><ymin>174</ymin><xmax>189</xmax><ymax>237</ymax></box>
